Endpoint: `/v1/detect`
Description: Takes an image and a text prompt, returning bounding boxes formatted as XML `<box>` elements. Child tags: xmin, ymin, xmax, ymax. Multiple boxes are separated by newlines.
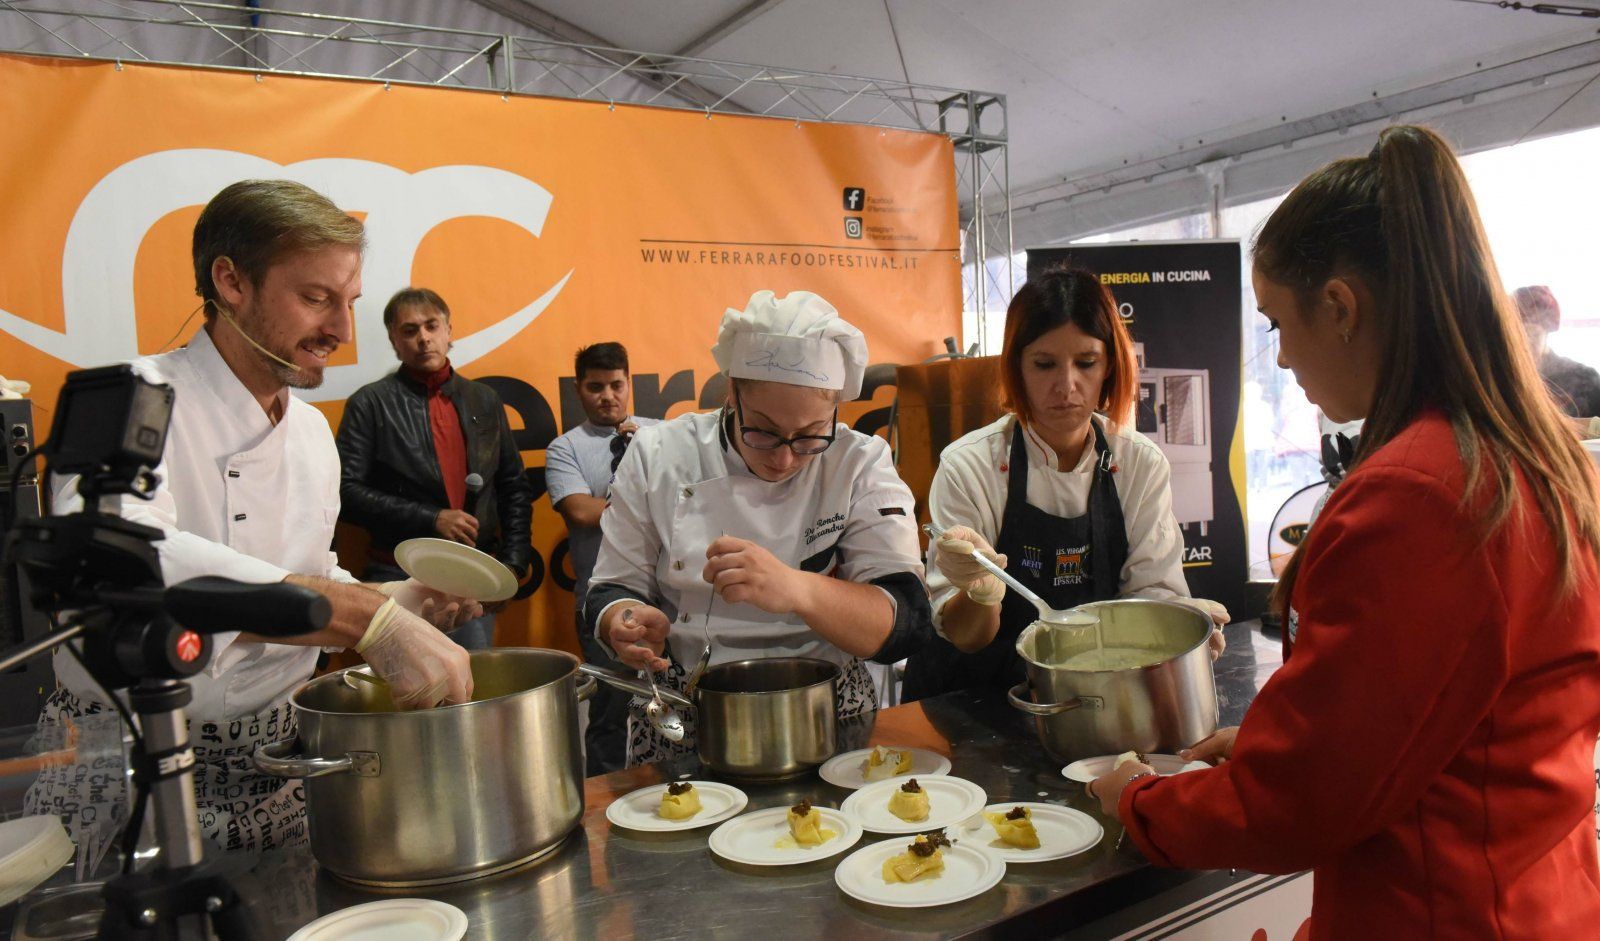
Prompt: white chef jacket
<box><xmin>52</xmin><ymin>327</ymin><xmax>357</xmax><ymax>721</ymax></box>
<box><xmin>926</xmin><ymin>413</ymin><xmax>1189</xmax><ymax>634</ymax></box>
<box><xmin>588</xmin><ymin>409</ymin><xmax>925</xmax><ymax>672</ymax></box>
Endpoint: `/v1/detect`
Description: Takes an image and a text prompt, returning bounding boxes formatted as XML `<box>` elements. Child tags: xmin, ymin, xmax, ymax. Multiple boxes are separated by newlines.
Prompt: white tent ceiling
<box><xmin>470</xmin><ymin>0</ymin><xmax>1600</xmax><ymax>243</ymax></box>
<box><xmin>6</xmin><ymin>0</ymin><xmax>1599</xmax><ymax>244</ymax></box>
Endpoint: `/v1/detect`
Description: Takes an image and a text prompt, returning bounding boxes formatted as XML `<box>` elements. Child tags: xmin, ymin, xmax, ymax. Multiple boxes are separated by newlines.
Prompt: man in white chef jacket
<box><xmin>26</xmin><ymin>180</ymin><xmax>476</xmax><ymax>854</ymax></box>
<box><xmin>584</xmin><ymin>290</ymin><xmax>934</xmax><ymax>766</ymax></box>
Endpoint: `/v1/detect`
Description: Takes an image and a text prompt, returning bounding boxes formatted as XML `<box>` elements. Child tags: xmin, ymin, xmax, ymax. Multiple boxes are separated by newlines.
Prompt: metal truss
<box><xmin>0</xmin><ymin>0</ymin><xmax>1012</xmax><ymax>349</ymax></box>
<box><xmin>945</xmin><ymin>92</ymin><xmax>1016</xmax><ymax>354</ymax></box>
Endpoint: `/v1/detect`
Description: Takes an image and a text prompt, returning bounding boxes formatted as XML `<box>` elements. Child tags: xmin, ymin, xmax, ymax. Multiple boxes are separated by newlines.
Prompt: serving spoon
<box><xmin>683</xmin><ymin>592</ymin><xmax>715</xmax><ymax>699</ymax></box>
<box><xmin>626</xmin><ymin>608</ymin><xmax>686</xmax><ymax>743</ymax></box>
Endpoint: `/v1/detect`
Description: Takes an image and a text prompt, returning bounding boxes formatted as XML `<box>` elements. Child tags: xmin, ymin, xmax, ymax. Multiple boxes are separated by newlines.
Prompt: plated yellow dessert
<box><xmin>983</xmin><ymin>805</ymin><xmax>1040</xmax><ymax>849</ymax></box>
<box><xmin>861</xmin><ymin>746</ymin><xmax>914</xmax><ymax>782</ymax></box>
<box><xmin>881</xmin><ymin>830</ymin><xmax>951</xmax><ymax>883</ymax></box>
<box><xmin>657</xmin><ymin>781</ymin><xmax>702</xmax><ymax>820</ymax></box>
<box><xmin>887</xmin><ymin>777</ymin><xmax>930</xmax><ymax>822</ymax></box>
<box><xmin>787</xmin><ymin>799</ymin><xmax>835</xmax><ymax>846</ymax></box>
<box><xmin>1114</xmin><ymin>750</ymin><xmax>1150</xmax><ymax>770</ymax></box>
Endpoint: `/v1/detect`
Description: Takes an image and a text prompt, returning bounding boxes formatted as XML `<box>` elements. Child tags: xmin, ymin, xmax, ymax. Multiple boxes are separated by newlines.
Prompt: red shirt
<box><xmin>1122</xmin><ymin>411</ymin><xmax>1600</xmax><ymax>938</ymax></box>
<box><xmin>410</xmin><ymin>362</ymin><xmax>468</xmax><ymax>511</ymax></box>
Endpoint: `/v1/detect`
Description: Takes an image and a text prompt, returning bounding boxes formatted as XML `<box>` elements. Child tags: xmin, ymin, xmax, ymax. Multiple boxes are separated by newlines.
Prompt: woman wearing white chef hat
<box><xmin>585</xmin><ymin>289</ymin><xmax>933</xmax><ymax>765</ymax></box>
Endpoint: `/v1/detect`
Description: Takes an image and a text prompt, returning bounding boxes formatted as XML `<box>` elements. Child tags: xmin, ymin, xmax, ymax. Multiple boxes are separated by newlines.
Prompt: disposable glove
<box><xmin>377</xmin><ymin>579</ymin><xmax>485</xmax><ymax>632</ymax></box>
<box><xmin>357</xmin><ymin>598</ymin><xmax>474</xmax><ymax>709</ymax></box>
<box><xmin>934</xmin><ymin>525</ymin><xmax>1009</xmax><ymax>606</ymax></box>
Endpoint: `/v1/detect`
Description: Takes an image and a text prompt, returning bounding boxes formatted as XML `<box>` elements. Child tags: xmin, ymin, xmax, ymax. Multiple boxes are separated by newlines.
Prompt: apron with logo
<box><xmin>26</xmin><ymin>685</ymin><xmax>307</xmax><ymax>857</ymax></box>
<box><xmin>903</xmin><ymin>420</ymin><xmax>1129</xmax><ymax>700</ymax></box>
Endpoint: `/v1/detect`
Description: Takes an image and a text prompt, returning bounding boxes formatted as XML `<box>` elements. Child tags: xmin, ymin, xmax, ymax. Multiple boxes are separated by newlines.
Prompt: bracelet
<box><xmin>1090</xmin><ymin>769</ymin><xmax>1158</xmax><ymax>802</ymax></box>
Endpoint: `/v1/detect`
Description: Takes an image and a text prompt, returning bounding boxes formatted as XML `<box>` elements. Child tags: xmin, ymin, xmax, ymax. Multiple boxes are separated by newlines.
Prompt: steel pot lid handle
<box><xmin>576</xmin><ymin>663</ymin><xmax>693</xmax><ymax>710</ymax></box>
<box><xmin>253</xmin><ymin>739</ymin><xmax>380</xmax><ymax>779</ymax></box>
<box><xmin>1006</xmin><ymin>682</ymin><xmax>1102</xmax><ymax>716</ymax></box>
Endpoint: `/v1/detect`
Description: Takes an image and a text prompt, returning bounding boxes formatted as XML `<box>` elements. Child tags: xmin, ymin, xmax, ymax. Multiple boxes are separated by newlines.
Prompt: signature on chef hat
<box><xmin>712</xmin><ymin>290</ymin><xmax>869</xmax><ymax>401</ymax></box>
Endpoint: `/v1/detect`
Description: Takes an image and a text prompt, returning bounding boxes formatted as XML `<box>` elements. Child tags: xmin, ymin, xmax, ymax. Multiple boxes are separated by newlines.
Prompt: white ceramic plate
<box><xmin>707</xmin><ymin>805</ymin><xmax>862</xmax><ymax>867</ymax></box>
<box><xmin>1060</xmin><ymin>754</ymin><xmax>1209</xmax><ymax>783</ymax></box>
<box><xmin>818</xmin><ymin>747</ymin><xmax>952</xmax><ymax>790</ymax></box>
<box><xmin>834</xmin><ymin>839</ymin><xmax>1005</xmax><ymax>908</ymax></box>
<box><xmin>840</xmin><ymin>775</ymin><xmax>987</xmax><ymax>835</ymax></box>
<box><xmin>287</xmin><ymin>899</ymin><xmax>467</xmax><ymax>941</ymax></box>
<box><xmin>605</xmin><ymin>781</ymin><xmax>747</xmax><ymax>832</ymax></box>
<box><xmin>968</xmin><ymin>802</ymin><xmax>1103</xmax><ymax>863</ymax></box>
<box><xmin>394</xmin><ymin>537</ymin><xmax>517</xmax><ymax>602</ymax></box>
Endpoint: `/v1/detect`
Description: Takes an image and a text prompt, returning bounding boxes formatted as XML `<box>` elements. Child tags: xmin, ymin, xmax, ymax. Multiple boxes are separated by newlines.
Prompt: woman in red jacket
<box><xmin>1089</xmin><ymin>124</ymin><xmax>1600</xmax><ymax>937</ymax></box>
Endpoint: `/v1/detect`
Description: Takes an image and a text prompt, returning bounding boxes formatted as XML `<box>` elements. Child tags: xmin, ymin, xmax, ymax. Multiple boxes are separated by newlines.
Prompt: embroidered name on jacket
<box><xmin>804</xmin><ymin>512</ymin><xmax>846</xmax><ymax>545</ymax></box>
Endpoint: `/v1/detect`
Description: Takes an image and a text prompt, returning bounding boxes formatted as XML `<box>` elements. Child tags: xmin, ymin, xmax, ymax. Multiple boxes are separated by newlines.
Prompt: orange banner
<box><xmin>0</xmin><ymin>54</ymin><xmax>961</xmax><ymax>652</ymax></box>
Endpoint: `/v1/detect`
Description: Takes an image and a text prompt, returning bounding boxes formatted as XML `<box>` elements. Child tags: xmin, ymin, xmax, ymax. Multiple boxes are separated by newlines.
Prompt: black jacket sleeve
<box><xmin>866</xmin><ymin>571</ymin><xmax>935</xmax><ymax>665</ymax></box>
<box><xmin>490</xmin><ymin>402</ymin><xmax>533</xmax><ymax>579</ymax></box>
<box><xmin>336</xmin><ymin>388</ymin><xmax>439</xmax><ymax>539</ymax></box>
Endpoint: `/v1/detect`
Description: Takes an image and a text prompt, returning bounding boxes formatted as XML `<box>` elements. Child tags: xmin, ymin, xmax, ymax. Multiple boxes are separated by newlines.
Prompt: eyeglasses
<box><xmin>733</xmin><ymin>388</ymin><xmax>836</xmax><ymax>455</ymax></box>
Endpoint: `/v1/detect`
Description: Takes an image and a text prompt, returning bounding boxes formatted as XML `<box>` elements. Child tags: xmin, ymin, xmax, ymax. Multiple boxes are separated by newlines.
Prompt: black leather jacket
<box><xmin>336</xmin><ymin>368</ymin><xmax>532</xmax><ymax>578</ymax></box>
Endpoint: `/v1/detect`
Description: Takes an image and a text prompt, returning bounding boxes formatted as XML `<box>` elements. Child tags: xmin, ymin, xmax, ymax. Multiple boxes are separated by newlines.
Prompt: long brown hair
<box><xmin>999</xmin><ymin>267</ymin><xmax>1139</xmax><ymax>428</ymax></box>
<box><xmin>1260</xmin><ymin>125</ymin><xmax>1600</xmax><ymax>618</ymax></box>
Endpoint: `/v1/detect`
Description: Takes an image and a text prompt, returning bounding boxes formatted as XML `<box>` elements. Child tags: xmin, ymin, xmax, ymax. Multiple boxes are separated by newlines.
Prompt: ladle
<box><xmin>626</xmin><ymin>608</ymin><xmax>685</xmax><ymax>743</ymax></box>
<box><xmin>684</xmin><ymin>592</ymin><xmax>715</xmax><ymax>699</ymax></box>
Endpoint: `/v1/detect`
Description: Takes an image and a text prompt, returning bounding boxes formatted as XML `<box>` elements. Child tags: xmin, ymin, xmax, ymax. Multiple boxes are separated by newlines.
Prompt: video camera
<box><xmin>1</xmin><ymin>365</ymin><xmax>331</xmax><ymax>941</ymax></box>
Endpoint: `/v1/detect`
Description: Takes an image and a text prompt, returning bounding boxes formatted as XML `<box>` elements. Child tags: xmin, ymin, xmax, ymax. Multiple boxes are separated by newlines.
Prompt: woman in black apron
<box><xmin>902</xmin><ymin>421</ymin><xmax>1128</xmax><ymax>697</ymax></box>
<box><xmin>902</xmin><ymin>266</ymin><xmax>1225</xmax><ymax>702</ymax></box>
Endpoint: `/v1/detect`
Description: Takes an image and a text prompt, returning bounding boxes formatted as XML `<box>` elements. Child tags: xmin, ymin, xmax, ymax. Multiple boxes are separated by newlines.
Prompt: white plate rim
<box><xmin>706</xmin><ymin>805</ymin><xmax>862</xmax><ymax>867</ymax></box>
<box><xmin>394</xmin><ymin>537</ymin><xmax>517</xmax><ymax>602</ymax></box>
<box><xmin>818</xmin><ymin>747</ymin><xmax>953</xmax><ymax>790</ymax></box>
<box><xmin>839</xmin><ymin>775</ymin><xmax>988</xmax><ymax>834</ymax></box>
<box><xmin>834</xmin><ymin>839</ymin><xmax>1006</xmax><ymax>908</ymax></box>
<box><xmin>604</xmin><ymin>781</ymin><xmax>749</xmax><ymax>832</ymax></box>
<box><xmin>1060</xmin><ymin>753</ymin><xmax>1208</xmax><ymax>783</ymax></box>
<box><xmin>972</xmin><ymin>801</ymin><xmax>1103</xmax><ymax>862</ymax></box>
<box><xmin>287</xmin><ymin>898</ymin><xmax>467</xmax><ymax>941</ymax></box>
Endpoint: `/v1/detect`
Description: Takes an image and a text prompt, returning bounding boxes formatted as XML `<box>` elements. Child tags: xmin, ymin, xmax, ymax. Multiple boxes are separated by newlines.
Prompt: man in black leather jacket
<box><xmin>336</xmin><ymin>287</ymin><xmax>532</xmax><ymax>648</ymax></box>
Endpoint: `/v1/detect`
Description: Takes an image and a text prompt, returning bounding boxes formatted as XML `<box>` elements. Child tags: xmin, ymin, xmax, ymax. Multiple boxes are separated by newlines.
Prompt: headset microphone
<box><xmin>213</xmin><ymin>302</ymin><xmax>305</xmax><ymax>373</ymax></box>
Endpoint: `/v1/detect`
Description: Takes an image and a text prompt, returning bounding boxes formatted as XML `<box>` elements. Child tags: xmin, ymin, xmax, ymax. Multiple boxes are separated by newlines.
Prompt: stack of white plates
<box><xmin>0</xmin><ymin>816</ymin><xmax>73</xmax><ymax>907</ymax></box>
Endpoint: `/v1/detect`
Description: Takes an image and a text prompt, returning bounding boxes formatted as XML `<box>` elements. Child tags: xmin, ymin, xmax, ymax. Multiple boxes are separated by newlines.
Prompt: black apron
<box><xmin>902</xmin><ymin>420</ymin><xmax>1130</xmax><ymax>700</ymax></box>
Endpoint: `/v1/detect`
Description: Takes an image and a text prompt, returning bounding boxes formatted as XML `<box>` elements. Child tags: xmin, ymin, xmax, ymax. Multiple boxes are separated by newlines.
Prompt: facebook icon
<box><xmin>842</xmin><ymin>187</ymin><xmax>865</xmax><ymax>210</ymax></box>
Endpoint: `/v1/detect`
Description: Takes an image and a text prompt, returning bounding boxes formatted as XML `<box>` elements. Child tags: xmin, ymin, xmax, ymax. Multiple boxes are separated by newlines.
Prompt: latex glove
<box><xmin>1180</xmin><ymin>597</ymin><xmax>1230</xmax><ymax>626</ymax></box>
<box><xmin>378</xmin><ymin>579</ymin><xmax>485</xmax><ymax>632</ymax></box>
<box><xmin>357</xmin><ymin>599</ymin><xmax>474</xmax><ymax>709</ymax></box>
<box><xmin>1172</xmin><ymin>598</ymin><xmax>1229</xmax><ymax>661</ymax></box>
<box><xmin>934</xmin><ymin>525</ymin><xmax>1009</xmax><ymax>606</ymax></box>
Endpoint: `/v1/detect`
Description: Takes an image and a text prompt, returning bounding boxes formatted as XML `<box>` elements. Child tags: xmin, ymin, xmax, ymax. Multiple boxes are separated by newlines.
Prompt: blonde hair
<box><xmin>193</xmin><ymin>179</ymin><xmax>365</xmax><ymax>317</ymax></box>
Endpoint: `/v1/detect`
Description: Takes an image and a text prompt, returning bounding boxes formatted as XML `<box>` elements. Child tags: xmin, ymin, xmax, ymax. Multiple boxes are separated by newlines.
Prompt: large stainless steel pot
<box><xmin>253</xmin><ymin>648</ymin><xmax>597</xmax><ymax>887</ymax></box>
<box><xmin>574</xmin><ymin>656</ymin><xmax>840</xmax><ymax>780</ymax></box>
<box><xmin>692</xmin><ymin>657</ymin><xmax>839</xmax><ymax>781</ymax></box>
<box><xmin>1007</xmin><ymin>599</ymin><xmax>1217</xmax><ymax>762</ymax></box>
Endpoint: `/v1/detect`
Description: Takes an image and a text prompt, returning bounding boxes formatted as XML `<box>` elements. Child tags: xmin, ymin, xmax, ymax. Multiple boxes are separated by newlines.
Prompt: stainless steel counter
<box><xmin>6</xmin><ymin>622</ymin><xmax>1279</xmax><ymax>941</ymax></box>
<box><xmin>253</xmin><ymin>615</ymin><xmax>1281</xmax><ymax>941</ymax></box>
